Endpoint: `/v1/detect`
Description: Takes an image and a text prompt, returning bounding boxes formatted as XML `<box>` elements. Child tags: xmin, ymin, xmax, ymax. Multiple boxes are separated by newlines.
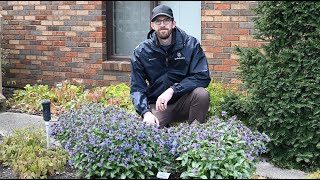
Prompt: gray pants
<box><xmin>150</xmin><ymin>87</ymin><xmax>210</xmax><ymax>128</ymax></box>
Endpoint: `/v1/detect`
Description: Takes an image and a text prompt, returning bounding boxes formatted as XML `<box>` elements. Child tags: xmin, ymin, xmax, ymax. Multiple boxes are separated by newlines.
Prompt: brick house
<box><xmin>0</xmin><ymin>1</ymin><xmax>265</xmax><ymax>90</ymax></box>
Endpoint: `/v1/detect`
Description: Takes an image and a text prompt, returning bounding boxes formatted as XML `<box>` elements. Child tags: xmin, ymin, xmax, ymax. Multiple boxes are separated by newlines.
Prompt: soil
<box><xmin>0</xmin><ymin>163</ymin><xmax>79</xmax><ymax>179</ymax></box>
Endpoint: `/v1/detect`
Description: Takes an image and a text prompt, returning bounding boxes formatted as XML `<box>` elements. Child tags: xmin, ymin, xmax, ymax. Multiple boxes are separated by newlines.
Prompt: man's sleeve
<box><xmin>130</xmin><ymin>50</ymin><xmax>150</xmax><ymax>117</ymax></box>
<box><xmin>171</xmin><ymin>41</ymin><xmax>211</xmax><ymax>96</ymax></box>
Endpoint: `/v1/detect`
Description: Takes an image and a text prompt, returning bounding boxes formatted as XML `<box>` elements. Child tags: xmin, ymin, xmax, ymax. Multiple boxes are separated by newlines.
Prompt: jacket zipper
<box><xmin>166</xmin><ymin>57</ymin><xmax>168</xmax><ymax>67</ymax></box>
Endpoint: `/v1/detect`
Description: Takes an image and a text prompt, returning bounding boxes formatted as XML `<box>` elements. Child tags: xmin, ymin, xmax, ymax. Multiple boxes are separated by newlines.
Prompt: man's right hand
<box><xmin>143</xmin><ymin>112</ymin><xmax>159</xmax><ymax>128</ymax></box>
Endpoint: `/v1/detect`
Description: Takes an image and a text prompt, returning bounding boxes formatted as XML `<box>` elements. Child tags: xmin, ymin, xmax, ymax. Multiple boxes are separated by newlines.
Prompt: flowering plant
<box><xmin>50</xmin><ymin>103</ymin><xmax>270</xmax><ymax>179</ymax></box>
<box><xmin>50</xmin><ymin>103</ymin><xmax>172</xmax><ymax>179</ymax></box>
<box><xmin>169</xmin><ymin>111</ymin><xmax>270</xmax><ymax>179</ymax></box>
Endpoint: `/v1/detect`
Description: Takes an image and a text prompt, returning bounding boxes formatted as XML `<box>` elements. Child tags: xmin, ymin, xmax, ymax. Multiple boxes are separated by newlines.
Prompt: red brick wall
<box><xmin>201</xmin><ymin>1</ymin><xmax>265</xmax><ymax>90</ymax></box>
<box><xmin>0</xmin><ymin>1</ymin><xmax>266</xmax><ymax>90</ymax></box>
<box><xmin>0</xmin><ymin>1</ymin><xmax>108</xmax><ymax>88</ymax></box>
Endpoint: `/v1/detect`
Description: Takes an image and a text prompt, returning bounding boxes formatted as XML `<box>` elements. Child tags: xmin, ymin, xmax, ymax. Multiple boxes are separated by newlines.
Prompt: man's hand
<box><xmin>143</xmin><ymin>112</ymin><xmax>159</xmax><ymax>127</ymax></box>
<box><xmin>156</xmin><ymin>88</ymin><xmax>174</xmax><ymax>111</ymax></box>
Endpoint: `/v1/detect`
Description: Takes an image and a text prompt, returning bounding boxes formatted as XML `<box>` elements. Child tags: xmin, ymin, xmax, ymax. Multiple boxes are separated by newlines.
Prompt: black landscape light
<box><xmin>42</xmin><ymin>99</ymin><xmax>51</xmax><ymax>148</ymax></box>
<box><xmin>41</xmin><ymin>99</ymin><xmax>51</xmax><ymax>121</ymax></box>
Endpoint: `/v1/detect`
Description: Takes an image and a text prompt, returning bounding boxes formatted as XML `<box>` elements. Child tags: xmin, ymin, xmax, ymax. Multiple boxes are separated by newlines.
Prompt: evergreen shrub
<box><xmin>234</xmin><ymin>1</ymin><xmax>320</xmax><ymax>171</ymax></box>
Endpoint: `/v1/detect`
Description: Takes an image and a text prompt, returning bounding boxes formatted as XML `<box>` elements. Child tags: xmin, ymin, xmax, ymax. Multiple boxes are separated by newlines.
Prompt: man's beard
<box><xmin>156</xmin><ymin>28</ymin><xmax>172</xmax><ymax>40</ymax></box>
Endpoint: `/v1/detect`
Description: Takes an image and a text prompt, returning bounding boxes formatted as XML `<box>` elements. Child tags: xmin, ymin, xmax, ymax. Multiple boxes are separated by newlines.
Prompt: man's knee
<box><xmin>192</xmin><ymin>87</ymin><xmax>210</xmax><ymax>103</ymax></box>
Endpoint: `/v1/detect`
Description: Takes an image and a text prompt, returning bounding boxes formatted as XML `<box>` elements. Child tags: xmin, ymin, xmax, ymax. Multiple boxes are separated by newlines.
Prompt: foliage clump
<box><xmin>6</xmin><ymin>81</ymin><xmax>134</xmax><ymax>116</ymax></box>
<box><xmin>50</xmin><ymin>103</ymin><xmax>270</xmax><ymax>179</ymax></box>
<box><xmin>234</xmin><ymin>1</ymin><xmax>320</xmax><ymax>171</ymax></box>
<box><xmin>169</xmin><ymin>111</ymin><xmax>270</xmax><ymax>179</ymax></box>
<box><xmin>0</xmin><ymin>127</ymin><xmax>69</xmax><ymax>179</ymax></box>
<box><xmin>218</xmin><ymin>92</ymin><xmax>253</xmax><ymax>127</ymax></box>
<box><xmin>206</xmin><ymin>81</ymin><xmax>237</xmax><ymax>117</ymax></box>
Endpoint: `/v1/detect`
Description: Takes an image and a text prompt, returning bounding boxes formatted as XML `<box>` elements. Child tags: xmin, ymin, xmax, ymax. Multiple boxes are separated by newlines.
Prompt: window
<box><xmin>107</xmin><ymin>1</ymin><xmax>157</xmax><ymax>60</ymax></box>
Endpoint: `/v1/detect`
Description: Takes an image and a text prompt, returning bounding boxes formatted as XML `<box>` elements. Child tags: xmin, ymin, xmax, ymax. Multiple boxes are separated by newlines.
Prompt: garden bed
<box><xmin>1</xmin><ymin>86</ymin><xmax>272</xmax><ymax>179</ymax></box>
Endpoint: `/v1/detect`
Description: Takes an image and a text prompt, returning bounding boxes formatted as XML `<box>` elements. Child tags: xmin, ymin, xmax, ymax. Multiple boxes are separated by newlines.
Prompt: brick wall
<box><xmin>0</xmin><ymin>1</ymin><xmax>108</xmax><ymax>88</ymax></box>
<box><xmin>201</xmin><ymin>1</ymin><xmax>266</xmax><ymax>89</ymax></box>
<box><xmin>0</xmin><ymin>1</ymin><xmax>266</xmax><ymax>90</ymax></box>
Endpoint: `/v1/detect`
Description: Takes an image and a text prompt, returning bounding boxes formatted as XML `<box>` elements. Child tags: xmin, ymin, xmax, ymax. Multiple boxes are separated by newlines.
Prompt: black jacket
<box><xmin>130</xmin><ymin>27</ymin><xmax>211</xmax><ymax>116</ymax></box>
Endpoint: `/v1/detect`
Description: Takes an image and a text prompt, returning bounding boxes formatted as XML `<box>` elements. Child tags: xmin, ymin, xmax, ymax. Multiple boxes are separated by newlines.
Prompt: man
<box><xmin>130</xmin><ymin>4</ymin><xmax>211</xmax><ymax>128</ymax></box>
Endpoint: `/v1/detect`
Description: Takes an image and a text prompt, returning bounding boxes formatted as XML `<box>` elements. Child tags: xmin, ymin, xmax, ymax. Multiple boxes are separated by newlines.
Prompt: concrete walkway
<box><xmin>256</xmin><ymin>161</ymin><xmax>309</xmax><ymax>179</ymax></box>
<box><xmin>0</xmin><ymin>112</ymin><xmax>311</xmax><ymax>179</ymax></box>
<box><xmin>0</xmin><ymin>112</ymin><xmax>57</xmax><ymax>136</ymax></box>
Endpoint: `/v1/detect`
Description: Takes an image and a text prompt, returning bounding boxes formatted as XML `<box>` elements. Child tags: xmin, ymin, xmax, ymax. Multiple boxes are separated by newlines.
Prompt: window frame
<box><xmin>106</xmin><ymin>1</ymin><xmax>158</xmax><ymax>61</ymax></box>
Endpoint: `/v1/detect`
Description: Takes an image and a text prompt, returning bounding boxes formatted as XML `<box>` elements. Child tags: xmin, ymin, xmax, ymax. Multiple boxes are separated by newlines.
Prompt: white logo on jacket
<box><xmin>174</xmin><ymin>52</ymin><xmax>185</xmax><ymax>60</ymax></box>
<box><xmin>148</xmin><ymin>58</ymin><xmax>157</xmax><ymax>61</ymax></box>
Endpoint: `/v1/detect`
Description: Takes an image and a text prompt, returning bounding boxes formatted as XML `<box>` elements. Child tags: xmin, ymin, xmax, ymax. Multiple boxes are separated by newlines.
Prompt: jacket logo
<box><xmin>174</xmin><ymin>52</ymin><xmax>185</xmax><ymax>60</ymax></box>
<box><xmin>148</xmin><ymin>58</ymin><xmax>157</xmax><ymax>61</ymax></box>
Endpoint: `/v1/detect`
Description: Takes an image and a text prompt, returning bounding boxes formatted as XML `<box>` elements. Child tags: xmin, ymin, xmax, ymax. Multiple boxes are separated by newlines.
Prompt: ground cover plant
<box><xmin>49</xmin><ymin>103</ymin><xmax>174</xmax><ymax>179</ymax></box>
<box><xmin>165</xmin><ymin>112</ymin><xmax>270</xmax><ymax>179</ymax></box>
<box><xmin>0</xmin><ymin>127</ymin><xmax>69</xmax><ymax>179</ymax></box>
<box><xmin>49</xmin><ymin>103</ymin><xmax>270</xmax><ymax>179</ymax></box>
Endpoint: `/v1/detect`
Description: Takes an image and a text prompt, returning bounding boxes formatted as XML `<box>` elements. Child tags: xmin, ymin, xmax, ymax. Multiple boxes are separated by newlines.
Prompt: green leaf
<box><xmin>100</xmin><ymin>170</ymin><xmax>106</xmax><ymax>177</ymax></box>
<box><xmin>180</xmin><ymin>172</ymin><xmax>190</xmax><ymax>179</ymax></box>
<box><xmin>120</xmin><ymin>173</ymin><xmax>126</xmax><ymax>179</ymax></box>
<box><xmin>200</xmin><ymin>174</ymin><xmax>208</xmax><ymax>179</ymax></box>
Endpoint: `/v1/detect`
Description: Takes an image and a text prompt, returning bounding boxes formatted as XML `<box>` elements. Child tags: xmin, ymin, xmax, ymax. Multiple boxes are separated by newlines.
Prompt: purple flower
<box><xmin>108</xmin><ymin>156</ymin><xmax>115</xmax><ymax>162</ymax></box>
<box><xmin>183</xmin><ymin>146</ymin><xmax>188</xmax><ymax>151</ymax></box>
<box><xmin>192</xmin><ymin>168</ymin><xmax>197</xmax><ymax>174</ymax></box>
<box><xmin>221</xmin><ymin>111</ymin><xmax>227</xmax><ymax>117</ymax></box>
<box><xmin>213</xmin><ymin>133</ymin><xmax>220</xmax><ymax>138</ymax></box>
<box><xmin>247</xmin><ymin>153</ymin><xmax>253</xmax><ymax>161</ymax></box>
<box><xmin>191</xmin><ymin>143</ymin><xmax>198</xmax><ymax>148</ymax></box>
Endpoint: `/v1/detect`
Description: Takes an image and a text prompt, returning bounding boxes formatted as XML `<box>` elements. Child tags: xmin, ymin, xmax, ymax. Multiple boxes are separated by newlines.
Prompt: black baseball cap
<box><xmin>151</xmin><ymin>4</ymin><xmax>174</xmax><ymax>22</ymax></box>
